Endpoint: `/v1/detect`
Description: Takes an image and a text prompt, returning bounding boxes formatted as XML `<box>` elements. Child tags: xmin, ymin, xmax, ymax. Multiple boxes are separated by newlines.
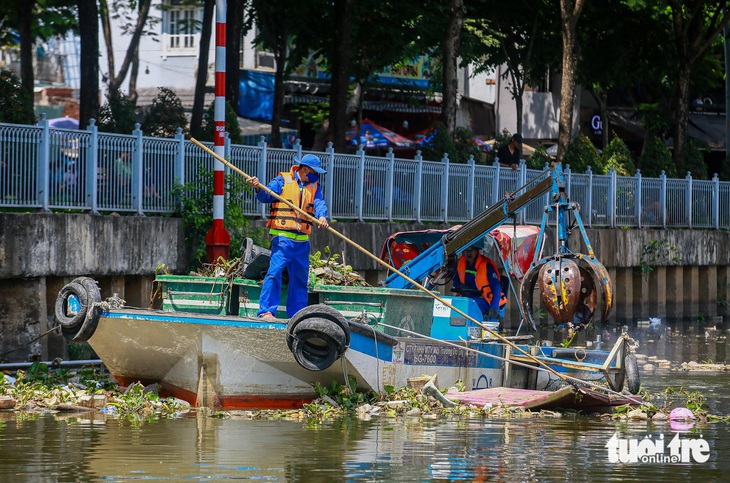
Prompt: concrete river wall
<box><xmin>1</xmin><ymin>213</ymin><xmax>729</xmax><ymax>362</ymax></box>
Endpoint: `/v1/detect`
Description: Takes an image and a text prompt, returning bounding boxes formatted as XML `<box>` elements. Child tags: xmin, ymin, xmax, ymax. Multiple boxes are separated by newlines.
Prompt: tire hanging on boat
<box><xmin>54</xmin><ymin>282</ymin><xmax>89</xmax><ymax>330</ymax></box>
<box><xmin>55</xmin><ymin>277</ymin><xmax>103</xmax><ymax>343</ymax></box>
<box><xmin>624</xmin><ymin>353</ymin><xmax>640</xmax><ymax>395</ymax></box>
<box><xmin>287</xmin><ymin>304</ymin><xmax>350</xmax><ymax>371</ymax></box>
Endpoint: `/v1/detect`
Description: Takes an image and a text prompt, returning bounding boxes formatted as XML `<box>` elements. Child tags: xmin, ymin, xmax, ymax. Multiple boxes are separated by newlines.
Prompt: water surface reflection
<box><xmin>1</xmin><ymin>371</ymin><xmax>728</xmax><ymax>483</ymax></box>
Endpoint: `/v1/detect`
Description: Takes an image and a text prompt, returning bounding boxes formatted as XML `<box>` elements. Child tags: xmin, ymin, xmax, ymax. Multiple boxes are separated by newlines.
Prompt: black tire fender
<box><xmin>61</xmin><ymin>304</ymin><xmax>102</xmax><ymax>343</ymax></box>
<box><xmin>56</xmin><ymin>278</ymin><xmax>103</xmax><ymax>342</ymax></box>
<box><xmin>290</xmin><ymin>329</ymin><xmax>339</xmax><ymax>371</ymax></box>
<box><xmin>54</xmin><ymin>282</ymin><xmax>88</xmax><ymax>330</ymax></box>
<box><xmin>287</xmin><ymin>304</ymin><xmax>350</xmax><ymax>351</ymax></box>
<box><xmin>288</xmin><ymin>316</ymin><xmax>350</xmax><ymax>371</ymax></box>
<box><xmin>72</xmin><ymin>277</ymin><xmax>101</xmax><ymax>307</ymax></box>
<box><xmin>624</xmin><ymin>353</ymin><xmax>641</xmax><ymax>395</ymax></box>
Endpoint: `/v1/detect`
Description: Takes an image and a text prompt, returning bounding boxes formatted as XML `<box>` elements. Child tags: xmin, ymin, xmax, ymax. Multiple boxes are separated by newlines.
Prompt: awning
<box><xmin>607</xmin><ymin>108</ymin><xmax>727</xmax><ymax>152</ymax></box>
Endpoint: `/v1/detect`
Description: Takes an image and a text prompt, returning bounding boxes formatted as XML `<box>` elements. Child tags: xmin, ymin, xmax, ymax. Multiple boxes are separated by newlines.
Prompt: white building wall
<box><xmin>494</xmin><ymin>65</ymin><xmax>579</xmax><ymax>142</ymax></box>
<box><xmin>98</xmin><ymin>0</ymin><xmax>216</xmax><ymax>97</ymax></box>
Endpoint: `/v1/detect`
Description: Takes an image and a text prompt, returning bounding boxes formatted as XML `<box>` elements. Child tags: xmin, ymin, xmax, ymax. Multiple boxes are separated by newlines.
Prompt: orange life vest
<box><xmin>266</xmin><ymin>168</ymin><xmax>318</xmax><ymax>235</ymax></box>
<box><xmin>456</xmin><ymin>253</ymin><xmax>503</xmax><ymax>306</ymax></box>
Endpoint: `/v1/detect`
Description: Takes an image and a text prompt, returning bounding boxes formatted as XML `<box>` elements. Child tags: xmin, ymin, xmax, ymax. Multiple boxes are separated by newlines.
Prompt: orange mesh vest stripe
<box><xmin>266</xmin><ymin>171</ymin><xmax>318</xmax><ymax>235</ymax></box>
<box><xmin>457</xmin><ymin>254</ymin><xmax>498</xmax><ymax>305</ymax></box>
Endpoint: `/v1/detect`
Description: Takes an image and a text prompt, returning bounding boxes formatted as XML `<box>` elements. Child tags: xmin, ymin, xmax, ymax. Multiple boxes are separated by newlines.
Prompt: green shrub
<box><xmin>601</xmin><ymin>135</ymin><xmax>635</xmax><ymax>176</ymax></box>
<box><xmin>563</xmin><ymin>134</ymin><xmax>602</xmax><ymax>174</ymax></box>
<box><xmin>639</xmin><ymin>137</ymin><xmax>676</xmax><ymax>178</ymax></box>
<box><xmin>97</xmin><ymin>88</ymin><xmax>138</xmax><ymax>134</ymax></box>
<box><xmin>419</xmin><ymin>122</ymin><xmax>482</xmax><ymax>164</ymax></box>
<box><xmin>142</xmin><ymin>87</ymin><xmax>188</xmax><ymax>138</ymax></box>
<box><xmin>173</xmin><ymin>165</ymin><xmax>265</xmax><ymax>271</ymax></box>
<box><xmin>0</xmin><ymin>70</ymin><xmax>34</xmax><ymax>124</ymax></box>
<box><xmin>527</xmin><ymin>146</ymin><xmax>552</xmax><ymax>170</ymax></box>
<box><xmin>678</xmin><ymin>138</ymin><xmax>708</xmax><ymax>180</ymax></box>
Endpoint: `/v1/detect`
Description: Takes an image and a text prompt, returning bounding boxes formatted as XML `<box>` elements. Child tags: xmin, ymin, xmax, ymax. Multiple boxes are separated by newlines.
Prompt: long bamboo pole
<box><xmin>189</xmin><ymin>137</ymin><xmax>571</xmax><ymax>383</ymax></box>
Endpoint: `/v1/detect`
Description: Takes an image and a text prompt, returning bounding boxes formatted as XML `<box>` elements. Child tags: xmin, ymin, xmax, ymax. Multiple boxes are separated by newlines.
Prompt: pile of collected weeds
<box><xmin>309</xmin><ymin>249</ymin><xmax>369</xmax><ymax>287</ymax></box>
<box><xmin>186</xmin><ymin>248</ymin><xmax>370</xmax><ymax>287</ymax></box>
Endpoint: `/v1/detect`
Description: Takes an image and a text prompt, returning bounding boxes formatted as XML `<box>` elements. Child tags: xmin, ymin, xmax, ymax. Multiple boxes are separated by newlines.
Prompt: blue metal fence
<box><xmin>1</xmin><ymin>119</ymin><xmax>729</xmax><ymax>229</ymax></box>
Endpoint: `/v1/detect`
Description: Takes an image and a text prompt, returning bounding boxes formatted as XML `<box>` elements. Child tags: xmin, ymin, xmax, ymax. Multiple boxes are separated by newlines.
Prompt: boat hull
<box><xmin>89</xmin><ymin>308</ymin><xmax>506</xmax><ymax>410</ymax></box>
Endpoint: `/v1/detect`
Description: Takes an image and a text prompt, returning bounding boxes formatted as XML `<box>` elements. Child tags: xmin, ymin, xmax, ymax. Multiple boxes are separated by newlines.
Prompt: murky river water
<box><xmin>2</xmin><ymin>328</ymin><xmax>729</xmax><ymax>482</ymax></box>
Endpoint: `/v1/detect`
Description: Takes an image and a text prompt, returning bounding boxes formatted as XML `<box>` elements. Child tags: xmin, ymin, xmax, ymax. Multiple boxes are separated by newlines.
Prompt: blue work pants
<box><xmin>258</xmin><ymin>236</ymin><xmax>310</xmax><ymax>317</ymax></box>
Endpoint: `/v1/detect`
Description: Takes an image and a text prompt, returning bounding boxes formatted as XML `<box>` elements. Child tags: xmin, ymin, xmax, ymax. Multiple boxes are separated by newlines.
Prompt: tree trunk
<box><xmin>106</xmin><ymin>0</ymin><xmax>153</xmax><ymax>97</ymax></box>
<box><xmin>128</xmin><ymin>48</ymin><xmax>140</xmax><ymax>103</ymax></box>
<box><xmin>271</xmin><ymin>28</ymin><xmax>288</xmax><ymax>148</ymax></box>
<box><xmin>673</xmin><ymin>62</ymin><xmax>692</xmax><ymax>168</ymax></box>
<box><xmin>439</xmin><ymin>0</ymin><xmax>465</xmax><ymax>135</ymax></box>
<box><xmin>78</xmin><ymin>0</ymin><xmax>99</xmax><ymax>128</ymax></box>
<box><xmin>18</xmin><ymin>0</ymin><xmax>35</xmax><ymax>103</ymax></box>
<box><xmin>226</xmin><ymin>0</ymin><xmax>244</xmax><ymax>114</ymax></box>
<box><xmin>329</xmin><ymin>0</ymin><xmax>353</xmax><ymax>152</ymax></box>
<box><xmin>557</xmin><ymin>0</ymin><xmax>585</xmax><ymax>162</ymax></box>
<box><xmin>99</xmin><ymin>0</ymin><xmax>115</xmax><ymax>83</ymax></box>
<box><xmin>191</xmin><ymin>0</ymin><xmax>215</xmax><ymax>138</ymax></box>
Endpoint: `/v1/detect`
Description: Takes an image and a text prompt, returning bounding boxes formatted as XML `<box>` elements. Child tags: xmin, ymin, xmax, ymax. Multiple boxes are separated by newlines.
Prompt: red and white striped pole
<box><xmin>206</xmin><ymin>0</ymin><xmax>230</xmax><ymax>262</ymax></box>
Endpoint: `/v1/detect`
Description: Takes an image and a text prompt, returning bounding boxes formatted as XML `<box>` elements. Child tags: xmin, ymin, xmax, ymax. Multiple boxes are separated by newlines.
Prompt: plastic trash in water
<box><xmin>669</xmin><ymin>407</ymin><xmax>696</xmax><ymax>431</ymax></box>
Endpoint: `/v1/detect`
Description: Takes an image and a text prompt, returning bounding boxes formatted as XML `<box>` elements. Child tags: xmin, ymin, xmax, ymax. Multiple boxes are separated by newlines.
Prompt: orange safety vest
<box><xmin>266</xmin><ymin>168</ymin><xmax>318</xmax><ymax>235</ymax></box>
<box><xmin>456</xmin><ymin>253</ymin><xmax>506</xmax><ymax>307</ymax></box>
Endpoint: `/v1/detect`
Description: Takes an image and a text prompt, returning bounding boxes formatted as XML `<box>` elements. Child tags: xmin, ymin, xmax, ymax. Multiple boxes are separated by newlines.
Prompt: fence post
<box><xmin>713</xmin><ymin>173</ymin><xmax>720</xmax><ymax>230</ymax></box>
<box><xmin>441</xmin><ymin>153</ymin><xmax>450</xmax><ymax>223</ymax></box>
<box><xmin>635</xmin><ymin>170</ymin><xmax>643</xmax><ymax>228</ymax></box>
<box><xmin>356</xmin><ymin>145</ymin><xmax>365</xmax><ymax>222</ymax></box>
<box><xmin>492</xmin><ymin>159</ymin><xmax>501</xmax><ymax>207</ymax></box>
<box><xmin>132</xmin><ymin>124</ymin><xmax>144</xmax><ymax>215</ymax></box>
<box><xmin>415</xmin><ymin>150</ymin><xmax>423</xmax><ymax>223</ymax></box>
<box><xmin>386</xmin><ymin>148</ymin><xmax>395</xmax><ymax>222</ymax></box>
<box><xmin>518</xmin><ymin>161</ymin><xmax>527</xmax><ymax>224</ymax></box>
<box><xmin>660</xmin><ymin>171</ymin><xmax>667</xmax><ymax>228</ymax></box>
<box><xmin>608</xmin><ymin>167</ymin><xmax>616</xmax><ymax>228</ymax></box>
<box><xmin>686</xmin><ymin>171</ymin><xmax>693</xmax><ymax>229</ymax></box>
<box><xmin>584</xmin><ymin>166</ymin><xmax>593</xmax><ymax>228</ymax></box>
<box><xmin>38</xmin><ymin>115</ymin><xmax>51</xmax><ymax>211</ymax></box>
<box><xmin>467</xmin><ymin>155</ymin><xmax>475</xmax><ymax>221</ymax></box>
<box><xmin>87</xmin><ymin>119</ymin><xmax>100</xmax><ymax>214</ymax></box>
<box><xmin>325</xmin><ymin>142</ymin><xmax>335</xmax><ymax>216</ymax></box>
<box><xmin>258</xmin><ymin>136</ymin><xmax>268</xmax><ymax>218</ymax></box>
<box><xmin>174</xmin><ymin>128</ymin><xmax>186</xmax><ymax>187</ymax></box>
<box><xmin>295</xmin><ymin>138</ymin><xmax>303</xmax><ymax>160</ymax></box>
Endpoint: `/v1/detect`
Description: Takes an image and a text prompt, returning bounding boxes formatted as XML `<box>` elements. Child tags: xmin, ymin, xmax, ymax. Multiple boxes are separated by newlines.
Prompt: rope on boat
<box><xmin>0</xmin><ymin>326</ymin><xmax>61</xmax><ymax>358</ymax></box>
<box><xmin>376</xmin><ymin>321</ymin><xmax>644</xmax><ymax>406</ymax></box>
<box><xmin>189</xmin><ymin>137</ymin><xmax>570</xmax><ymax>383</ymax></box>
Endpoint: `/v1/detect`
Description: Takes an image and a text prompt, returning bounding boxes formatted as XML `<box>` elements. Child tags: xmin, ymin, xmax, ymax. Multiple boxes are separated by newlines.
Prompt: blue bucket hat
<box><xmin>296</xmin><ymin>154</ymin><xmax>326</xmax><ymax>174</ymax></box>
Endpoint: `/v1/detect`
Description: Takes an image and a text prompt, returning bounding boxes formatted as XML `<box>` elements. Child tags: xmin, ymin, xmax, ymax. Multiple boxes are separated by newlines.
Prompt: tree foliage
<box><xmin>639</xmin><ymin>137</ymin><xmax>676</xmax><ymax>178</ymax></box>
<box><xmin>601</xmin><ymin>135</ymin><xmax>635</xmax><ymax>176</ymax></box>
<box><xmin>0</xmin><ymin>70</ymin><xmax>34</xmax><ymax>124</ymax></box>
<box><xmin>174</xmin><ymin>166</ymin><xmax>264</xmax><ymax>271</ymax></box>
<box><xmin>97</xmin><ymin>88</ymin><xmax>138</xmax><ymax>134</ymax></box>
<box><xmin>563</xmin><ymin>134</ymin><xmax>601</xmax><ymax>174</ymax></box>
<box><xmin>419</xmin><ymin>122</ymin><xmax>482</xmax><ymax>164</ymax></box>
<box><xmin>141</xmin><ymin>87</ymin><xmax>188</xmax><ymax>138</ymax></box>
